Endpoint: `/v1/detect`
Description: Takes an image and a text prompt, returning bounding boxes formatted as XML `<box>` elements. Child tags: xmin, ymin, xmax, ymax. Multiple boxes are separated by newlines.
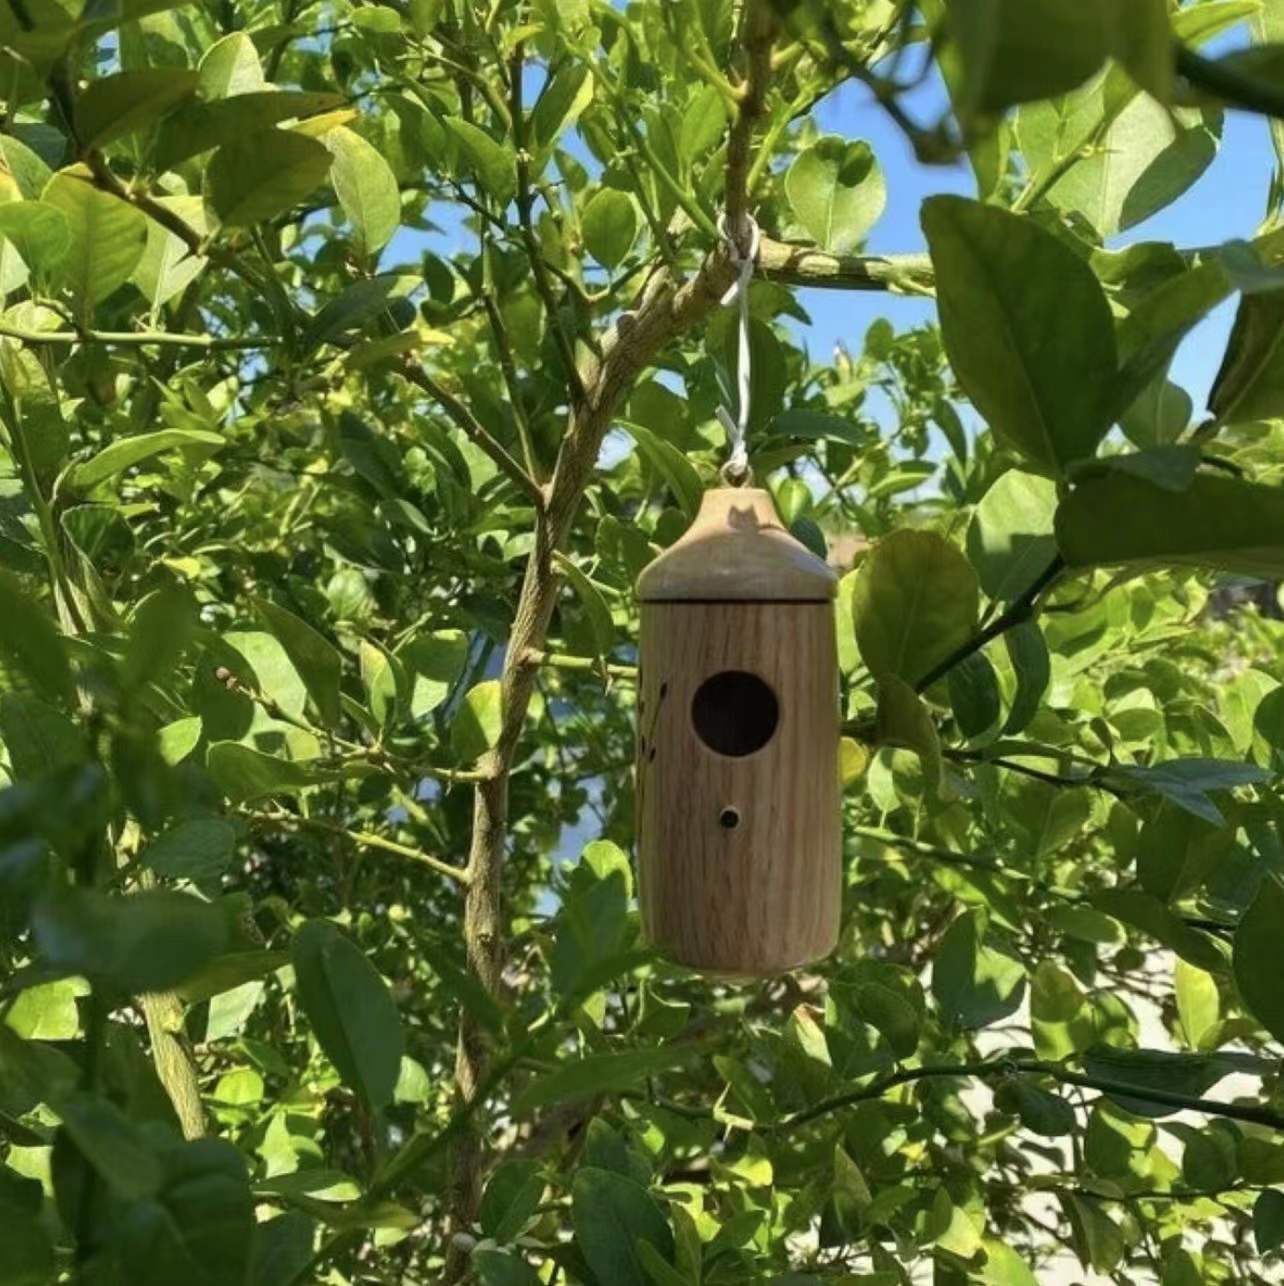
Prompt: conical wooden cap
<box><xmin>636</xmin><ymin>487</ymin><xmax>837</xmax><ymax>602</ymax></box>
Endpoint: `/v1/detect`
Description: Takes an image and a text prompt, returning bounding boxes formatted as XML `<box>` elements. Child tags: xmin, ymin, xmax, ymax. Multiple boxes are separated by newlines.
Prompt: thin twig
<box><xmin>250</xmin><ymin>811</ymin><xmax>469</xmax><ymax>884</ymax></box>
<box><xmin>0</xmin><ymin>323</ymin><xmax>274</xmax><ymax>350</ymax></box>
<box><xmin>774</xmin><ymin>1057</ymin><xmax>1284</xmax><ymax>1134</ymax></box>
<box><xmin>520</xmin><ymin>648</ymin><xmax>638</xmax><ymax>682</ymax></box>
<box><xmin>914</xmin><ymin>557</ymin><xmax>1064</xmax><ymax>693</ymax></box>
<box><xmin>399</xmin><ymin>362</ymin><xmax>544</xmax><ymax>508</ymax></box>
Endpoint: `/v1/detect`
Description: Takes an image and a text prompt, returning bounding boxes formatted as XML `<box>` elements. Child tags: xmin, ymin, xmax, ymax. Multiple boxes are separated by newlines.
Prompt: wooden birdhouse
<box><xmin>635</xmin><ymin>486</ymin><xmax>841</xmax><ymax>976</ymax></box>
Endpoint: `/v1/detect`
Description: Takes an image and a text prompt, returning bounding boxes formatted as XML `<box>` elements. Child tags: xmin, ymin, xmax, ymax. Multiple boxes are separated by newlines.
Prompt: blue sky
<box><xmin>799</xmin><ymin>34</ymin><xmax>1273</xmax><ymax>412</ymax></box>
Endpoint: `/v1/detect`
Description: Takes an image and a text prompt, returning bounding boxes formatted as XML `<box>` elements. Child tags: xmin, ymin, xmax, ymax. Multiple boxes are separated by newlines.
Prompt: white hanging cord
<box><xmin>715</xmin><ymin>212</ymin><xmax>761</xmax><ymax>486</ymax></box>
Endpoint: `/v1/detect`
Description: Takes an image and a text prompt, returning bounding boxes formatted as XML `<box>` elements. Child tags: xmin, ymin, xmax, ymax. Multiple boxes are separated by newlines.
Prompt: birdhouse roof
<box><xmin>636</xmin><ymin>487</ymin><xmax>838</xmax><ymax>602</ymax></box>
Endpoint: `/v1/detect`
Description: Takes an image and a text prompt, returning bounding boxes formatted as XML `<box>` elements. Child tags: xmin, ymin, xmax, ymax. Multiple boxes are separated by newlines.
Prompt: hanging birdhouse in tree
<box><xmin>635</xmin><ymin>486</ymin><xmax>841</xmax><ymax>976</ymax></box>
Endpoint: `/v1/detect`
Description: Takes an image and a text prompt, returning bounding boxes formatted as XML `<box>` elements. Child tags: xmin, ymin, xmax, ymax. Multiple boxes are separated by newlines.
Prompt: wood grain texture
<box><xmin>637</xmin><ymin>601</ymin><xmax>841</xmax><ymax>975</ymax></box>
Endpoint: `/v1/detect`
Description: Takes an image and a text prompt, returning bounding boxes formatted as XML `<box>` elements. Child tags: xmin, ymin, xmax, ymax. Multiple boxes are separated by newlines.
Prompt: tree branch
<box><xmin>757</xmin><ymin>238</ymin><xmax>935</xmax><ymax>293</ymax></box>
<box><xmin>774</xmin><ymin>1057</ymin><xmax>1284</xmax><ymax>1134</ymax></box>
<box><xmin>914</xmin><ymin>556</ymin><xmax>1064</xmax><ymax>693</ymax></box>
<box><xmin>724</xmin><ymin>0</ymin><xmax>776</xmax><ymax>242</ymax></box>
<box><xmin>398</xmin><ymin>363</ymin><xmax>545</xmax><ymax>508</ymax></box>
<box><xmin>440</xmin><ymin>14</ymin><xmax>781</xmax><ymax>1277</ymax></box>
<box><xmin>0</xmin><ymin>323</ymin><xmax>274</xmax><ymax>350</ymax></box>
<box><xmin>520</xmin><ymin>648</ymin><xmax>638</xmax><ymax>682</ymax></box>
<box><xmin>249</xmin><ymin>812</ymin><xmax>469</xmax><ymax>884</ymax></box>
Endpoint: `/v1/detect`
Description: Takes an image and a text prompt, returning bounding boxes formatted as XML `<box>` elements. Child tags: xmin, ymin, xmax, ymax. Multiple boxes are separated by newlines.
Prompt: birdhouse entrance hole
<box><xmin>690</xmin><ymin>670</ymin><xmax>779</xmax><ymax>758</ymax></box>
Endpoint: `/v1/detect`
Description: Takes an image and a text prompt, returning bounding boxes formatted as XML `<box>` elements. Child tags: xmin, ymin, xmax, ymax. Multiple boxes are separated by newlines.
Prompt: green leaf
<box><xmin>253</xmin><ymin>597</ymin><xmax>343</xmax><ymax>729</ymax></box>
<box><xmin>1080</xmin><ymin>1047</ymin><xmax>1263</xmax><ymax>1118</ymax></box>
<box><xmin>42</xmin><ymin>167</ymin><xmax>147</xmax><ymax>318</ymax></box>
<box><xmin>1056</xmin><ymin>472</ymin><xmax>1284</xmax><ymax>579</ymax></box>
<box><xmin>121</xmin><ymin>584</ymin><xmax>195</xmax><ymax>692</ymax></box>
<box><xmin>302</xmin><ymin>273</ymin><xmax>418</xmax><ymax>352</ymax></box>
<box><xmin>205</xmin><ymin>129</ymin><xmax>331</xmax><ymax>229</ymax></box>
<box><xmin>1030</xmin><ymin>960</ymin><xmax>1093</xmax><ymax>1060</ymax></box>
<box><xmin>206</xmin><ymin>742</ymin><xmax>329</xmax><ymax>803</ymax></box>
<box><xmin>1084</xmin><ymin>444</ymin><xmax>1201</xmax><ymax>493</ymax></box>
<box><xmin>1234</xmin><ymin>874</ymin><xmax>1284</xmax><ymax>1044</ymax></box>
<box><xmin>967</xmin><ymin>471</ymin><xmax>1059</xmax><ymax>602</ymax></box>
<box><xmin>69</xmin><ymin>428</ymin><xmax>226</xmax><ymax>490</ymax></box>
<box><xmin>531</xmin><ymin>64</ymin><xmax>594</xmax><ymax>151</ymax></box>
<box><xmin>853</xmin><ymin>982</ymin><xmax>919</xmax><ymax>1059</ymax></box>
<box><xmin>76</xmin><ymin>69</ymin><xmax>199</xmax><ymax>149</ymax></box>
<box><xmin>1109</xmin><ymin>758</ymin><xmax>1270</xmax><ymax>827</ymax></box>
<box><xmin>359</xmin><ymin>640</ymin><xmax>400</xmax><ymax>731</ymax></box>
<box><xmin>948</xmin><ymin>652</ymin><xmax>1000</xmax><ymax>742</ymax></box>
<box><xmin>931</xmin><ymin>1187</ymin><xmax>982</xmax><ymax>1258</ymax></box>
<box><xmin>155</xmin><ymin>91</ymin><xmax>345</xmax><ymax>169</ymax></box>
<box><xmin>555</xmin><ymin>553</ymin><xmax>615</xmax><ymax>659</ymax></box>
<box><xmin>513</xmin><ymin>1047</ymin><xmax>694</xmax><ymax>1116</ymax></box>
<box><xmin>1137</xmin><ymin>803</ymin><xmax>1234</xmax><ymax>902</ymax></box>
<box><xmin>421</xmin><ymin>942</ymin><xmax>506</xmax><ymax>1037</ymax></box>
<box><xmin>852</xmin><ymin>529</ymin><xmax>978</xmax><ymax>686</ymax></box>
<box><xmin>1107</xmin><ymin>261</ymin><xmax>1235</xmax><ymax>426</ymax></box>
<box><xmin>1120</xmin><ymin>377</ymin><xmax>1192</xmax><ymax>449</ymax></box>
<box><xmin>922</xmin><ymin>195</ymin><xmax>1116</xmax><ymax>474</ymax></box>
<box><xmin>0</xmin><ymin>134</ymin><xmax>52</xmax><ymax>199</ymax></box>
<box><xmin>443</xmin><ymin>117</ymin><xmax>515</xmax><ymax>203</ymax></box>
<box><xmin>946</xmin><ymin>0</ymin><xmax>1109</xmax><ymax>114</ymax></box>
<box><xmin>478</xmin><ymin>1160</ymin><xmax>544</xmax><ymax>1242</ymax></box>
<box><xmin>1061</xmin><ymin>1192</ymin><xmax>1123</xmax><ymax>1275</ymax></box>
<box><xmin>0</xmin><ymin>200</ymin><xmax>71</xmax><ymax>277</ymax></box>
<box><xmin>398</xmin><ymin>629</ymin><xmax>469</xmax><ymax>718</ymax></box>
<box><xmin>5</xmin><ymin>977</ymin><xmax>82</xmax><ymax>1040</ymax></box>
<box><xmin>1175</xmin><ymin>959</ymin><xmax>1221</xmax><ymax>1051</ymax></box>
<box><xmin>550</xmin><ymin>842</ymin><xmax>634</xmax><ymax>999</ymax></box>
<box><xmin>996</xmin><ymin>1078</ymin><xmax>1076</xmax><ymax>1137</ymax></box>
<box><xmin>773</xmin><ymin>408</ymin><xmax>865</xmax><ymax>446</ymax></box>
<box><xmin>451</xmin><ymin>679</ymin><xmax>502</xmax><ymax>763</ymax></box>
<box><xmin>0</xmin><ymin>694</ymin><xmax>84</xmax><ymax>779</ymax></box>
<box><xmin>291</xmin><ymin>919</ymin><xmax>404</xmax><ymax>1113</ymax></box>
<box><xmin>616</xmin><ymin>420</ymin><xmax>702</xmax><ymax>522</ymax></box>
<box><xmin>785</xmin><ymin>136</ymin><xmax>886</xmax><ymax>253</ymax></box>
<box><xmin>1210</xmin><ymin>291</ymin><xmax>1284</xmax><ymax>425</ymax></box>
<box><xmin>132</xmin><ymin>195</ymin><xmax>209</xmax><ymax>312</ymax></box>
<box><xmin>931</xmin><ymin>911</ymin><xmax>1026</xmax><ymax>1029</ymax></box>
<box><xmin>1032</xmin><ymin>68</ymin><xmax>1220</xmax><ymax>238</ymax></box>
<box><xmin>198</xmin><ymin>30</ymin><xmax>267</xmax><ymax>97</ymax></box>
<box><xmin>177</xmin><ymin>949</ymin><xmax>290</xmax><ymax>1006</ymax></box>
<box><xmin>1254</xmin><ymin>1189</ymin><xmax>1284</xmax><ymax>1255</ymax></box>
<box><xmin>32</xmin><ymin>888</ymin><xmax>228</xmax><ymax>994</ymax></box>
<box><xmin>571</xmin><ymin>1168</ymin><xmax>675</xmax><ymax>1286</ymax></box>
<box><xmin>581</xmin><ymin>188</ymin><xmax>638</xmax><ymax>269</ymax></box>
<box><xmin>141</xmin><ymin>818</ymin><xmax>237</xmax><ymax>882</ymax></box>
<box><xmin>0</xmin><ymin>572</ymin><xmax>72</xmax><ymax>704</ymax></box>
<box><xmin>323</xmin><ymin>126</ymin><xmax>400</xmax><ymax>256</ymax></box>
<box><xmin>0</xmin><ymin>1197</ymin><xmax>53</xmax><ymax>1286</ymax></box>
<box><xmin>979</xmin><ymin>1240</ymin><xmax>1037</xmax><ymax>1286</ymax></box>
<box><xmin>1106</xmin><ymin>0</ymin><xmax>1174</xmax><ymax>102</ymax></box>
<box><xmin>874</xmin><ymin>674</ymin><xmax>941</xmax><ymax>794</ymax></box>
<box><xmin>472</xmin><ymin>1249</ymin><xmax>542</xmax><ymax>1286</ymax></box>
<box><xmin>58</xmin><ymin>1091</ymin><xmax>164</xmax><ymax>1199</ymax></box>
<box><xmin>1089</xmin><ymin>888</ymin><xmax>1223</xmax><ymax>972</ymax></box>
<box><xmin>678</xmin><ymin>84</ymin><xmax>727</xmax><ymax>162</ymax></box>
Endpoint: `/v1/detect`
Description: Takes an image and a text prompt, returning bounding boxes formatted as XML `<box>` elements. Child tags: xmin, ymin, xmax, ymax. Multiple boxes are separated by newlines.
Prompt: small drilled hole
<box><xmin>719</xmin><ymin>807</ymin><xmax>740</xmax><ymax>830</ymax></box>
<box><xmin>691</xmin><ymin>670</ymin><xmax>779</xmax><ymax>757</ymax></box>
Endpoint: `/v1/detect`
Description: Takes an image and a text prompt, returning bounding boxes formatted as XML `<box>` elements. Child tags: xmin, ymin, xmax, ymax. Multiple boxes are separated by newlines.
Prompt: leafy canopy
<box><xmin>2</xmin><ymin>1</ymin><xmax>1284</xmax><ymax>1284</ymax></box>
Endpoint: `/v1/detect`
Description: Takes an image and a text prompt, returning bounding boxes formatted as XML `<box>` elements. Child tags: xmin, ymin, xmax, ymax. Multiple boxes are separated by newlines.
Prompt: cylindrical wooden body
<box><xmin>636</xmin><ymin>599</ymin><xmax>841</xmax><ymax>975</ymax></box>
